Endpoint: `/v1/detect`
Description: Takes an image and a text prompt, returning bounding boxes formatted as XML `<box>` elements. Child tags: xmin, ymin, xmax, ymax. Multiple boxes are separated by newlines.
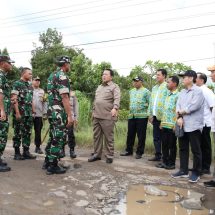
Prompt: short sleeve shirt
<box><xmin>11</xmin><ymin>79</ymin><xmax>33</xmax><ymax>116</ymax></box>
<box><xmin>0</xmin><ymin>70</ymin><xmax>11</xmax><ymax>116</ymax></box>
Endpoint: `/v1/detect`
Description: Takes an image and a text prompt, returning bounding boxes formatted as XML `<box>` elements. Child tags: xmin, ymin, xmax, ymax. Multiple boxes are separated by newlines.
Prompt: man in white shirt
<box><xmin>196</xmin><ymin>73</ymin><xmax>215</xmax><ymax>175</ymax></box>
<box><xmin>204</xmin><ymin>65</ymin><xmax>215</xmax><ymax>187</ymax></box>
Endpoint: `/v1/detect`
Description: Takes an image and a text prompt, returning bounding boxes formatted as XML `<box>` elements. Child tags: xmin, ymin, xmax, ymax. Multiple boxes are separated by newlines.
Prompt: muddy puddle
<box><xmin>116</xmin><ymin>185</ymin><xmax>215</xmax><ymax>215</ymax></box>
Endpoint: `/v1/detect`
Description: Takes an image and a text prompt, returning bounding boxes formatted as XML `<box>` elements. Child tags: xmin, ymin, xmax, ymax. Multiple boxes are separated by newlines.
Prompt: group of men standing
<box><xmin>1</xmin><ymin>53</ymin><xmax>215</xmax><ymax>186</ymax></box>
<box><xmin>120</xmin><ymin>68</ymin><xmax>215</xmax><ymax>185</ymax></box>
<box><xmin>0</xmin><ymin>55</ymin><xmax>78</xmax><ymax>174</ymax></box>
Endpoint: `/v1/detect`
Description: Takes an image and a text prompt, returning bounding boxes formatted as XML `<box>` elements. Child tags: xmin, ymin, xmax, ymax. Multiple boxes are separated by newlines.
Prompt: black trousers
<box><xmin>179</xmin><ymin>130</ymin><xmax>202</xmax><ymax>175</ymax></box>
<box><xmin>33</xmin><ymin>117</ymin><xmax>43</xmax><ymax>147</ymax></box>
<box><xmin>68</xmin><ymin>125</ymin><xmax>76</xmax><ymax>151</ymax></box>
<box><xmin>161</xmin><ymin>128</ymin><xmax>177</xmax><ymax>165</ymax></box>
<box><xmin>126</xmin><ymin>118</ymin><xmax>148</xmax><ymax>155</ymax></box>
<box><xmin>152</xmin><ymin>116</ymin><xmax>162</xmax><ymax>159</ymax></box>
<box><xmin>200</xmin><ymin>126</ymin><xmax>212</xmax><ymax>171</ymax></box>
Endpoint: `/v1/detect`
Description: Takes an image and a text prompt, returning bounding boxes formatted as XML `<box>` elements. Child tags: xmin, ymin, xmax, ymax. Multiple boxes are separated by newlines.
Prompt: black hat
<box><xmin>55</xmin><ymin>55</ymin><xmax>71</xmax><ymax>65</ymax></box>
<box><xmin>132</xmin><ymin>76</ymin><xmax>143</xmax><ymax>82</ymax></box>
<box><xmin>0</xmin><ymin>55</ymin><xmax>15</xmax><ymax>63</ymax></box>
<box><xmin>33</xmin><ymin>76</ymin><xmax>40</xmax><ymax>81</ymax></box>
<box><xmin>178</xmin><ymin>70</ymin><xmax>197</xmax><ymax>79</ymax></box>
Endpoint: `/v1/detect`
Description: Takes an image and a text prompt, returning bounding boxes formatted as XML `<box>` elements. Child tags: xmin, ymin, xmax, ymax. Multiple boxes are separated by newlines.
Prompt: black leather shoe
<box><xmin>135</xmin><ymin>154</ymin><xmax>142</xmax><ymax>159</ymax></box>
<box><xmin>0</xmin><ymin>164</ymin><xmax>11</xmax><ymax>172</ymax></box>
<box><xmin>165</xmin><ymin>164</ymin><xmax>175</xmax><ymax>170</ymax></box>
<box><xmin>35</xmin><ymin>147</ymin><xmax>44</xmax><ymax>154</ymax></box>
<box><xmin>120</xmin><ymin>151</ymin><xmax>133</xmax><ymax>156</ymax></box>
<box><xmin>106</xmin><ymin>158</ymin><xmax>113</xmax><ymax>164</ymax></box>
<box><xmin>70</xmin><ymin>150</ymin><xmax>77</xmax><ymax>159</ymax></box>
<box><xmin>46</xmin><ymin>164</ymin><xmax>66</xmax><ymax>175</ymax></box>
<box><xmin>201</xmin><ymin>169</ymin><xmax>211</xmax><ymax>175</ymax></box>
<box><xmin>155</xmin><ymin>163</ymin><xmax>167</xmax><ymax>168</ymax></box>
<box><xmin>204</xmin><ymin>180</ymin><xmax>215</xmax><ymax>187</ymax></box>
<box><xmin>88</xmin><ymin>156</ymin><xmax>101</xmax><ymax>162</ymax></box>
<box><xmin>148</xmin><ymin>156</ymin><xmax>161</xmax><ymax>161</ymax></box>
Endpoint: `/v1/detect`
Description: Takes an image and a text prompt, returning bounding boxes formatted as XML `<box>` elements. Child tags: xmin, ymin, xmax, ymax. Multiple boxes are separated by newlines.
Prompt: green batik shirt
<box><xmin>148</xmin><ymin>82</ymin><xmax>169</xmax><ymax>121</ymax></box>
<box><xmin>47</xmin><ymin>68</ymin><xmax>70</xmax><ymax>118</ymax></box>
<box><xmin>0</xmin><ymin>69</ymin><xmax>11</xmax><ymax>116</ymax></box>
<box><xmin>161</xmin><ymin>89</ymin><xmax>179</xmax><ymax>129</ymax></box>
<box><xmin>128</xmin><ymin>87</ymin><xmax>151</xmax><ymax>119</ymax></box>
<box><xmin>11</xmin><ymin>80</ymin><xmax>33</xmax><ymax>116</ymax></box>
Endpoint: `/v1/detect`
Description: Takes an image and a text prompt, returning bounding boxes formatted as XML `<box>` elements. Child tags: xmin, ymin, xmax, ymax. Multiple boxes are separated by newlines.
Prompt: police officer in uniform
<box><xmin>32</xmin><ymin>76</ymin><xmax>47</xmax><ymax>154</ymax></box>
<box><xmin>44</xmin><ymin>56</ymin><xmax>73</xmax><ymax>175</ymax></box>
<box><xmin>0</xmin><ymin>55</ymin><xmax>15</xmax><ymax>172</ymax></box>
<box><xmin>11</xmin><ymin>67</ymin><xmax>36</xmax><ymax>160</ymax></box>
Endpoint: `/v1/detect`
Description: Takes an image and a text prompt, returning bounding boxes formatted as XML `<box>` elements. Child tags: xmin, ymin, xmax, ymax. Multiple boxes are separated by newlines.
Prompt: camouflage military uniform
<box><xmin>46</xmin><ymin>68</ymin><xmax>70</xmax><ymax>163</ymax></box>
<box><xmin>11</xmin><ymin>80</ymin><xmax>33</xmax><ymax>148</ymax></box>
<box><xmin>0</xmin><ymin>69</ymin><xmax>10</xmax><ymax>157</ymax></box>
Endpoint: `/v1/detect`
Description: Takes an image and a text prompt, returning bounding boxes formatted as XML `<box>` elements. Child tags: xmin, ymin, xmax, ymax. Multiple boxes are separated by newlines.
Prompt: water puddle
<box><xmin>116</xmin><ymin>185</ymin><xmax>215</xmax><ymax>215</ymax></box>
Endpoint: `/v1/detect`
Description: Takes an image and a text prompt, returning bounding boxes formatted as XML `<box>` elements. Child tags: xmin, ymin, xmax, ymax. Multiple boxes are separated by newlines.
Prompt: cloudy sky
<box><xmin>1</xmin><ymin>0</ymin><xmax>215</xmax><ymax>76</ymax></box>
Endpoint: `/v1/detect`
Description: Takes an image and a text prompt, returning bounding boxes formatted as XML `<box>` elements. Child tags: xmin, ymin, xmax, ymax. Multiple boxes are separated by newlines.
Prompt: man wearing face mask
<box><xmin>88</xmin><ymin>69</ymin><xmax>121</xmax><ymax>164</ymax></box>
<box><xmin>0</xmin><ymin>55</ymin><xmax>15</xmax><ymax>172</ymax></box>
<box><xmin>11</xmin><ymin>67</ymin><xmax>36</xmax><ymax>160</ymax></box>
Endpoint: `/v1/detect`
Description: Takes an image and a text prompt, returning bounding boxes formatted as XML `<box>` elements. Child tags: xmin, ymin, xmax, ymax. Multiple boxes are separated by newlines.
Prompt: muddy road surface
<box><xmin>0</xmin><ymin>143</ymin><xmax>215</xmax><ymax>215</ymax></box>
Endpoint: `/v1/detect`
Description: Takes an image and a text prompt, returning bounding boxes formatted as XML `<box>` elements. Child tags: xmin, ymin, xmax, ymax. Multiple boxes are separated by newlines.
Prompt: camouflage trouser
<box><xmin>13</xmin><ymin>116</ymin><xmax>33</xmax><ymax>148</ymax></box>
<box><xmin>0</xmin><ymin>120</ymin><xmax>9</xmax><ymax>156</ymax></box>
<box><xmin>45</xmin><ymin>111</ymin><xmax>67</xmax><ymax>163</ymax></box>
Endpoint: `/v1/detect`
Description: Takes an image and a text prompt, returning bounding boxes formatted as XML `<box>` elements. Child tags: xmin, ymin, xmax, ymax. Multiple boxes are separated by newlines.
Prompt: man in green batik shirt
<box><xmin>120</xmin><ymin>76</ymin><xmax>150</xmax><ymax>159</ymax></box>
<box><xmin>148</xmin><ymin>69</ymin><xmax>169</xmax><ymax>161</ymax></box>
<box><xmin>0</xmin><ymin>55</ymin><xmax>15</xmax><ymax>172</ymax></box>
<box><xmin>156</xmin><ymin>76</ymin><xmax>179</xmax><ymax>170</ymax></box>
<box><xmin>43</xmin><ymin>56</ymin><xmax>73</xmax><ymax>175</ymax></box>
<box><xmin>11</xmin><ymin>67</ymin><xmax>36</xmax><ymax>160</ymax></box>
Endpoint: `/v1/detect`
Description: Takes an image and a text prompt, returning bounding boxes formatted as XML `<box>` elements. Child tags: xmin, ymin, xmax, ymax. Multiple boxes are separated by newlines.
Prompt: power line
<box><xmin>2</xmin><ymin>11</ymin><xmax>215</xmax><ymax>45</ymax></box>
<box><xmin>1</xmin><ymin>1</ymin><xmax>215</xmax><ymax>38</ymax></box>
<box><xmin>0</xmin><ymin>0</ymin><xmax>159</xmax><ymax>28</ymax></box>
<box><xmin>0</xmin><ymin>0</ymin><xmax>107</xmax><ymax>20</ymax></box>
<box><xmin>8</xmin><ymin>24</ymin><xmax>215</xmax><ymax>54</ymax></box>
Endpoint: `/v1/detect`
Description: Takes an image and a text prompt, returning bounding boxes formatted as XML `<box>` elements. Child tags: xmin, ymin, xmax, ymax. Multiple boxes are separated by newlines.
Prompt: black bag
<box><xmin>175</xmin><ymin>123</ymin><xmax>184</xmax><ymax>138</ymax></box>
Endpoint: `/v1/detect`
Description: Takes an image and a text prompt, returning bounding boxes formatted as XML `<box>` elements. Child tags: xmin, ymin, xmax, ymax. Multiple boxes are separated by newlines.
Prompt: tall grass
<box><xmin>7</xmin><ymin>92</ymin><xmax>215</xmax><ymax>158</ymax></box>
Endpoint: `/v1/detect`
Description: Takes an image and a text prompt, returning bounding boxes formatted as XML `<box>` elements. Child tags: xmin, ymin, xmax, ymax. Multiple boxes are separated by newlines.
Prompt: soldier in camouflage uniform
<box><xmin>11</xmin><ymin>67</ymin><xmax>36</xmax><ymax>160</ymax></box>
<box><xmin>43</xmin><ymin>56</ymin><xmax>73</xmax><ymax>175</ymax></box>
<box><xmin>0</xmin><ymin>55</ymin><xmax>15</xmax><ymax>172</ymax></box>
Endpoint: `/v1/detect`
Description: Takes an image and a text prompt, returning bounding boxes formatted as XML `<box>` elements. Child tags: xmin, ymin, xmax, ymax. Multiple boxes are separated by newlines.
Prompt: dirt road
<box><xmin>0</xmin><ymin>143</ymin><xmax>215</xmax><ymax>215</ymax></box>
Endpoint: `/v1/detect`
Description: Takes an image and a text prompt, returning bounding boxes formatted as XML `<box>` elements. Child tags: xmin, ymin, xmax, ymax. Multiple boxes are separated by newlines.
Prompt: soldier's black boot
<box><xmin>23</xmin><ymin>147</ymin><xmax>36</xmax><ymax>159</ymax></box>
<box><xmin>0</xmin><ymin>156</ymin><xmax>7</xmax><ymax>166</ymax></box>
<box><xmin>0</xmin><ymin>163</ymin><xmax>11</xmax><ymax>172</ymax></box>
<box><xmin>42</xmin><ymin>157</ymin><xmax>50</xmax><ymax>170</ymax></box>
<box><xmin>14</xmin><ymin>147</ymin><xmax>25</xmax><ymax>160</ymax></box>
<box><xmin>70</xmin><ymin>149</ymin><xmax>77</xmax><ymax>159</ymax></box>
<box><xmin>46</xmin><ymin>160</ymin><xmax>66</xmax><ymax>175</ymax></box>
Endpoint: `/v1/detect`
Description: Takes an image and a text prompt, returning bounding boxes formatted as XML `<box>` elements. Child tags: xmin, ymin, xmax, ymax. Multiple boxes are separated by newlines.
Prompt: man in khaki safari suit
<box><xmin>88</xmin><ymin>69</ymin><xmax>121</xmax><ymax>164</ymax></box>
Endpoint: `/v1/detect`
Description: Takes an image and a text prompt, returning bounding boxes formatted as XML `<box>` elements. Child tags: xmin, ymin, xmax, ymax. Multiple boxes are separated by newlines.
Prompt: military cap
<box><xmin>132</xmin><ymin>76</ymin><xmax>143</xmax><ymax>82</ymax></box>
<box><xmin>33</xmin><ymin>76</ymin><xmax>40</xmax><ymax>81</ymax></box>
<box><xmin>55</xmin><ymin>55</ymin><xmax>71</xmax><ymax>65</ymax></box>
<box><xmin>0</xmin><ymin>55</ymin><xmax>15</xmax><ymax>63</ymax></box>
